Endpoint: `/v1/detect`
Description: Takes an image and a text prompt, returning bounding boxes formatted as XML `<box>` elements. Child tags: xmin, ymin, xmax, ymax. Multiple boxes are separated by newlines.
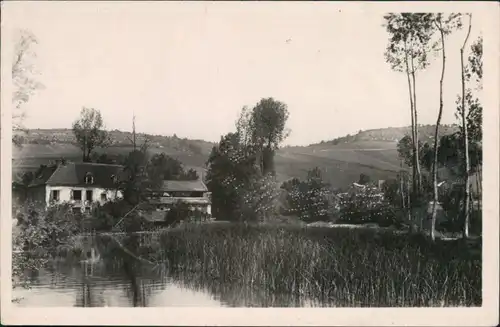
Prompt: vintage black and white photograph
<box><xmin>1</xmin><ymin>1</ymin><xmax>498</xmax><ymax>326</ymax></box>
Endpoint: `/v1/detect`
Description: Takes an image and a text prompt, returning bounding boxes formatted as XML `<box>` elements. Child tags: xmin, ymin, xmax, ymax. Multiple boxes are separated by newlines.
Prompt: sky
<box><xmin>4</xmin><ymin>2</ymin><xmax>482</xmax><ymax>146</ymax></box>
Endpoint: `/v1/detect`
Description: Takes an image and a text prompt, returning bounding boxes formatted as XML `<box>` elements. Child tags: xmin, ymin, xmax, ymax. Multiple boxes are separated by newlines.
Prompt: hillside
<box><xmin>312</xmin><ymin>124</ymin><xmax>459</xmax><ymax>146</ymax></box>
<box><xmin>15</xmin><ymin>128</ymin><xmax>216</xmax><ymax>155</ymax></box>
<box><xmin>13</xmin><ymin>125</ymin><xmax>459</xmax><ymax>189</ymax></box>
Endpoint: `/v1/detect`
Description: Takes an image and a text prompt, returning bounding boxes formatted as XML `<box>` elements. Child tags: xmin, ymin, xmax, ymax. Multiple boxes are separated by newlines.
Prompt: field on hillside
<box><xmin>13</xmin><ymin>139</ymin><xmax>403</xmax><ymax>189</ymax></box>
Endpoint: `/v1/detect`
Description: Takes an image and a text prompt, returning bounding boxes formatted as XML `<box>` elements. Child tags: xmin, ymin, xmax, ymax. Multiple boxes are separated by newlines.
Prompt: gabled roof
<box><xmin>156</xmin><ymin>180</ymin><xmax>208</xmax><ymax>192</ymax></box>
<box><xmin>28</xmin><ymin>165</ymin><xmax>59</xmax><ymax>187</ymax></box>
<box><xmin>30</xmin><ymin>162</ymin><xmax>124</xmax><ymax>189</ymax></box>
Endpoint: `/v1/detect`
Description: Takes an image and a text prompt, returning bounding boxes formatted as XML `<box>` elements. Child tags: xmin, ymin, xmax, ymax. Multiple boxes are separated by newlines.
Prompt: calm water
<box><xmin>13</xmin><ymin>235</ymin><xmax>323</xmax><ymax>307</ymax></box>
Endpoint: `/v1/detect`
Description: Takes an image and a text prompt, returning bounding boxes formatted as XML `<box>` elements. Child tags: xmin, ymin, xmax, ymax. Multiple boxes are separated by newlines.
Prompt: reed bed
<box><xmin>152</xmin><ymin>223</ymin><xmax>481</xmax><ymax>307</ymax></box>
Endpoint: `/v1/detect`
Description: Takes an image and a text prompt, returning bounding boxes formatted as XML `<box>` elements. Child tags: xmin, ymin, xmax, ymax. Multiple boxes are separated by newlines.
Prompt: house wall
<box><xmin>45</xmin><ymin>185</ymin><xmax>123</xmax><ymax>206</ymax></box>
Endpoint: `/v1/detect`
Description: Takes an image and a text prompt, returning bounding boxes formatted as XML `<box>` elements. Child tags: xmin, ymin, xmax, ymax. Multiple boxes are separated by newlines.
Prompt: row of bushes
<box><xmin>277</xmin><ymin>170</ymin><xmax>482</xmax><ymax>234</ymax></box>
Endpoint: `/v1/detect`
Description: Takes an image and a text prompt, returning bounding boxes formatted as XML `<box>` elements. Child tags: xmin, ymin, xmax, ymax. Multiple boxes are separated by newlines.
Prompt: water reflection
<box><xmin>13</xmin><ymin>234</ymin><xmax>329</xmax><ymax>307</ymax></box>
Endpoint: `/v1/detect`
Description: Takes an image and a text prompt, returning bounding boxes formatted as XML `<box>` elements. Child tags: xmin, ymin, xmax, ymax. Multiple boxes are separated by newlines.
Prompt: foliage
<box><xmin>357</xmin><ymin>173</ymin><xmax>371</xmax><ymax>185</ymax></box>
<box><xmin>207</xmin><ymin>99</ymin><xmax>290</xmax><ymax>221</ymax></box>
<box><xmin>383</xmin><ymin>13</ymin><xmax>436</xmax><ymax>73</ymax></box>
<box><xmin>280</xmin><ymin>168</ymin><xmax>333</xmax><ymax>223</ymax></box>
<box><xmin>91</xmin><ymin>152</ymin><xmax>127</xmax><ymax>165</ymax></box>
<box><xmin>12</xmin><ymin>29</ymin><xmax>45</xmax><ymax>146</ymax></box>
<box><xmin>164</xmin><ymin>201</ymin><xmax>192</xmax><ymax>227</ymax></box>
<box><xmin>397</xmin><ymin>132</ymin><xmax>481</xmax><ymax>177</ymax></box>
<box><xmin>248</xmin><ymin>98</ymin><xmax>290</xmax><ymax>174</ymax></box>
<box><xmin>12</xmin><ymin>202</ymin><xmax>82</xmax><ymax>289</ymax></box>
<box><xmin>206</xmin><ymin>132</ymin><xmax>258</xmax><ymax>221</ymax></box>
<box><xmin>238</xmin><ymin>173</ymin><xmax>281</xmax><ymax>222</ymax></box>
<box><xmin>337</xmin><ymin>185</ymin><xmax>401</xmax><ymax>227</ymax></box>
<box><xmin>72</xmin><ymin>107</ymin><xmax>110</xmax><ymax>162</ymax></box>
<box><xmin>119</xmin><ymin>148</ymin><xmax>151</xmax><ymax>205</ymax></box>
<box><xmin>147</xmin><ymin>153</ymin><xmax>199</xmax><ymax>182</ymax></box>
<box><xmin>466</xmin><ymin>36</ymin><xmax>483</xmax><ymax>90</ymax></box>
<box><xmin>88</xmin><ymin>200</ymin><xmax>154</xmax><ymax>232</ymax></box>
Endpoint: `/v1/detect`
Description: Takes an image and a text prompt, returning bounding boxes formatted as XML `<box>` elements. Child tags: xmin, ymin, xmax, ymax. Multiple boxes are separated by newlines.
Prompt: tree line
<box><xmin>384</xmin><ymin>13</ymin><xmax>482</xmax><ymax>239</ymax></box>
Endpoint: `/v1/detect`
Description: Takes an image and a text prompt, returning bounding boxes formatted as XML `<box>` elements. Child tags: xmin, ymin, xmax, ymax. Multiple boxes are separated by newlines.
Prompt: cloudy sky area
<box><xmin>6</xmin><ymin>2</ymin><xmax>481</xmax><ymax>145</ymax></box>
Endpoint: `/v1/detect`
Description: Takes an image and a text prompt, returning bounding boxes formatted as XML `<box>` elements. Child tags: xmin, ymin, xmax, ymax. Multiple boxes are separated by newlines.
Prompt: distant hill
<box><xmin>312</xmin><ymin>124</ymin><xmax>459</xmax><ymax>146</ymax></box>
<box><xmin>12</xmin><ymin>125</ymin><xmax>459</xmax><ymax>190</ymax></box>
<box><xmin>15</xmin><ymin>128</ymin><xmax>216</xmax><ymax>155</ymax></box>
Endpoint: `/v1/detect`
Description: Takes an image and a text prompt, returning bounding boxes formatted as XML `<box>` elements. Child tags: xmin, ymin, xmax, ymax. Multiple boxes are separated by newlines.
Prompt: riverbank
<box><xmin>147</xmin><ymin>223</ymin><xmax>481</xmax><ymax>307</ymax></box>
<box><xmin>13</xmin><ymin>221</ymin><xmax>482</xmax><ymax>307</ymax></box>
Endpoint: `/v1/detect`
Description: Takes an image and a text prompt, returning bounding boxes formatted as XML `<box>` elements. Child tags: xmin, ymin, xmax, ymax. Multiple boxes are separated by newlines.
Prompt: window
<box><xmin>85</xmin><ymin>173</ymin><xmax>94</xmax><ymax>184</ymax></box>
<box><xmin>51</xmin><ymin>190</ymin><xmax>60</xmax><ymax>202</ymax></box>
<box><xmin>100</xmin><ymin>192</ymin><xmax>107</xmax><ymax>201</ymax></box>
<box><xmin>72</xmin><ymin>190</ymin><xmax>82</xmax><ymax>201</ymax></box>
<box><xmin>86</xmin><ymin>190</ymin><xmax>93</xmax><ymax>203</ymax></box>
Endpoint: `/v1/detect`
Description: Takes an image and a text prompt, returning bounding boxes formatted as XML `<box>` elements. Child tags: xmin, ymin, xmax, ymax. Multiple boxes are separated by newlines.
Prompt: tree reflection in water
<box><xmin>71</xmin><ymin>232</ymin><xmax>326</xmax><ymax>308</ymax></box>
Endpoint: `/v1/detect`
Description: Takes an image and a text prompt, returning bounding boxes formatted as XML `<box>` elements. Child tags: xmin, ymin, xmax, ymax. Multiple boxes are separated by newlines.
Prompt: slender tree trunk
<box><xmin>431</xmin><ymin>23</ymin><xmax>446</xmax><ymax>241</ymax></box>
<box><xmin>461</xmin><ymin>15</ymin><xmax>472</xmax><ymax>239</ymax></box>
<box><xmin>404</xmin><ymin>42</ymin><xmax>417</xmax><ymax>231</ymax></box>
<box><xmin>407</xmin><ymin>178</ymin><xmax>411</xmax><ymax>223</ymax></box>
<box><xmin>411</xmin><ymin>58</ymin><xmax>423</xmax><ymax>232</ymax></box>
<box><xmin>132</xmin><ymin>114</ymin><xmax>137</xmax><ymax>151</ymax></box>
<box><xmin>83</xmin><ymin>136</ymin><xmax>87</xmax><ymax>161</ymax></box>
<box><xmin>476</xmin><ymin>165</ymin><xmax>482</xmax><ymax>209</ymax></box>
<box><xmin>410</xmin><ymin>56</ymin><xmax>422</xmax><ymax>194</ymax></box>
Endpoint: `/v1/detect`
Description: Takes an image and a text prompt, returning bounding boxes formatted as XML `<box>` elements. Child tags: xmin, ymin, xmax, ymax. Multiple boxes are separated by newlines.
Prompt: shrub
<box><xmin>280</xmin><ymin>168</ymin><xmax>333</xmax><ymax>223</ymax></box>
<box><xmin>13</xmin><ymin>202</ymin><xmax>82</xmax><ymax>289</ymax></box>
<box><xmin>165</xmin><ymin>201</ymin><xmax>191</xmax><ymax>227</ymax></box>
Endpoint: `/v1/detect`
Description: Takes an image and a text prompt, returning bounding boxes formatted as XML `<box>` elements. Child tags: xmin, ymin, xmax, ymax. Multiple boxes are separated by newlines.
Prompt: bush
<box><xmin>164</xmin><ymin>201</ymin><xmax>194</xmax><ymax>227</ymax></box>
<box><xmin>337</xmin><ymin>186</ymin><xmax>404</xmax><ymax>227</ymax></box>
<box><xmin>13</xmin><ymin>202</ymin><xmax>83</xmax><ymax>289</ymax></box>
<box><xmin>280</xmin><ymin>169</ymin><xmax>333</xmax><ymax>223</ymax></box>
<box><xmin>89</xmin><ymin>200</ymin><xmax>154</xmax><ymax>232</ymax></box>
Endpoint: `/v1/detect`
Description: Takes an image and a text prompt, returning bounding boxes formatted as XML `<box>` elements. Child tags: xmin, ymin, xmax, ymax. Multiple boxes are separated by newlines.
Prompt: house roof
<box><xmin>156</xmin><ymin>180</ymin><xmax>208</xmax><ymax>192</ymax></box>
<box><xmin>30</xmin><ymin>162</ymin><xmax>124</xmax><ymax>189</ymax></box>
<box><xmin>149</xmin><ymin>198</ymin><xmax>210</xmax><ymax>205</ymax></box>
<box><xmin>28</xmin><ymin>165</ymin><xmax>59</xmax><ymax>187</ymax></box>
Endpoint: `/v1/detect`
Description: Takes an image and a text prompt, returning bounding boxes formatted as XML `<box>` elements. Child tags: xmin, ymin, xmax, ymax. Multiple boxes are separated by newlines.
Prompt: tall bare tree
<box><xmin>456</xmin><ymin>34</ymin><xmax>483</xmax><ymax>237</ymax></box>
<box><xmin>11</xmin><ymin>29</ymin><xmax>44</xmax><ymax>146</ymax></box>
<box><xmin>384</xmin><ymin>13</ymin><xmax>435</xmax><ymax>231</ymax></box>
<box><xmin>430</xmin><ymin>13</ymin><xmax>463</xmax><ymax>241</ymax></box>
<box><xmin>459</xmin><ymin>14</ymin><xmax>472</xmax><ymax>238</ymax></box>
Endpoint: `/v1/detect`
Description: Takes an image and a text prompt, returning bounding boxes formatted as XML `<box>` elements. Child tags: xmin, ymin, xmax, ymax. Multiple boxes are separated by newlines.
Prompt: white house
<box><xmin>26</xmin><ymin>162</ymin><xmax>124</xmax><ymax>212</ymax></box>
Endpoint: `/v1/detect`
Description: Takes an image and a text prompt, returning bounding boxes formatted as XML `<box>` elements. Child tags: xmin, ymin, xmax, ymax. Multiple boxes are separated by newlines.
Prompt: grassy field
<box><xmin>14</xmin><ymin>125</ymin><xmax>459</xmax><ymax>188</ymax></box>
<box><xmin>133</xmin><ymin>223</ymin><xmax>482</xmax><ymax>307</ymax></box>
<box><xmin>13</xmin><ymin>140</ymin><xmax>402</xmax><ymax>189</ymax></box>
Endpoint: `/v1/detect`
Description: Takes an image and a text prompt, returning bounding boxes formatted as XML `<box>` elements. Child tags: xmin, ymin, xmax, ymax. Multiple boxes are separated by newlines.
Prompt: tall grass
<box><xmin>152</xmin><ymin>223</ymin><xmax>481</xmax><ymax>307</ymax></box>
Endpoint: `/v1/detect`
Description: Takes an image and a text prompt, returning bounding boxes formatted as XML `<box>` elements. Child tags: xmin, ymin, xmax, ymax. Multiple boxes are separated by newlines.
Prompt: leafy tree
<box><xmin>119</xmin><ymin>145</ymin><xmax>151</xmax><ymax>206</ymax></box>
<box><xmin>206</xmin><ymin>100</ymin><xmax>290</xmax><ymax>222</ymax></box>
<box><xmin>91</xmin><ymin>152</ymin><xmax>127</xmax><ymax>165</ymax></box>
<box><xmin>384</xmin><ymin>14</ymin><xmax>434</xmax><ymax>193</ymax></box>
<box><xmin>147</xmin><ymin>153</ymin><xmax>199</xmax><ymax>182</ymax></box>
<box><xmin>358</xmin><ymin>173</ymin><xmax>371</xmax><ymax>185</ymax></box>
<box><xmin>239</xmin><ymin>98</ymin><xmax>290</xmax><ymax>175</ymax></box>
<box><xmin>384</xmin><ymin>13</ymin><xmax>436</xmax><ymax>230</ymax></box>
<box><xmin>72</xmin><ymin>107</ymin><xmax>110</xmax><ymax>162</ymax></box>
<box><xmin>206</xmin><ymin>132</ymin><xmax>258</xmax><ymax>221</ymax></box>
<box><xmin>12</xmin><ymin>29</ymin><xmax>45</xmax><ymax>147</ymax></box>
